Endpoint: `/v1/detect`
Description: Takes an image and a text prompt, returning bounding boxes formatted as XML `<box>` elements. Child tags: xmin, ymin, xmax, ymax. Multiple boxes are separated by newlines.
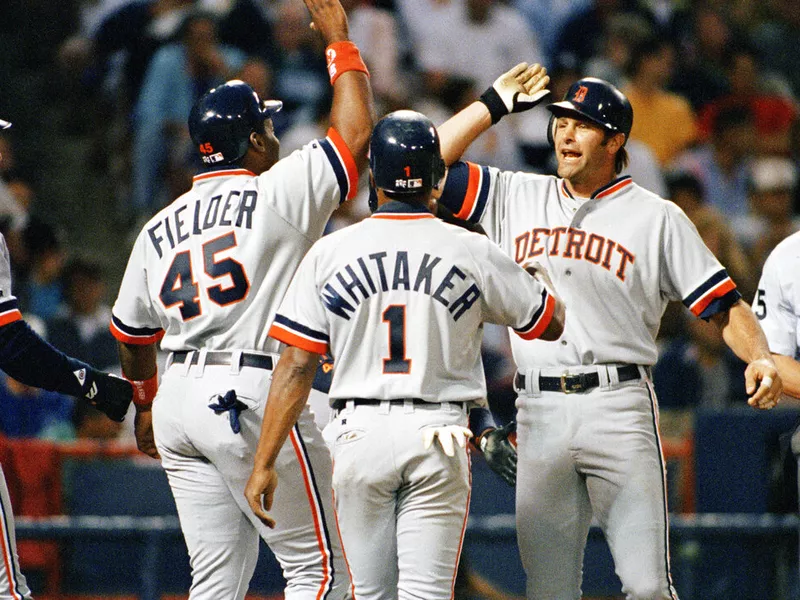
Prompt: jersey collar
<box><xmin>193</xmin><ymin>168</ymin><xmax>256</xmax><ymax>183</ymax></box>
<box><xmin>371</xmin><ymin>200</ymin><xmax>436</xmax><ymax>220</ymax></box>
<box><xmin>559</xmin><ymin>175</ymin><xmax>633</xmax><ymax>201</ymax></box>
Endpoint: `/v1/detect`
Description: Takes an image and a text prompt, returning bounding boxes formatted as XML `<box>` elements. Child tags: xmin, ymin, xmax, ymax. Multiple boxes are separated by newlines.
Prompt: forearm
<box><xmin>253</xmin><ymin>347</ymin><xmax>318</xmax><ymax>470</ymax></box>
<box><xmin>437</xmin><ymin>101</ymin><xmax>492</xmax><ymax>166</ymax></box>
<box><xmin>117</xmin><ymin>341</ymin><xmax>158</xmax><ymax>380</ymax></box>
<box><xmin>715</xmin><ymin>301</ymin><xmax>773</xmax><ymax>364</ymax></box>
<box><xmin>773</xmin><ymin>354</ymin><xmax>800</xmax><ymax>399</ymax></box>
<box><xmin>0</xmin><ymin>320</ymin><xmax>91</xmax><ymax>396</ymax></box>
<box><xmin>329</xmin><ymin>69</ymin><xmax>374</xmax><ymax>171</ymax></box>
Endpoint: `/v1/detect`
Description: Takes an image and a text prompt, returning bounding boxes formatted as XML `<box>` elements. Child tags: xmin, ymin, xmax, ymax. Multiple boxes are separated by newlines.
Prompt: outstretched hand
<box><xmin>303</xmin><ymin>0</ymin><xmax>349</xmax><ymax>44</ymax></box>
<box><xmin>480</xmin><ymin>62</ymin><xmax>550</xmax><ymax>123</ymax></box>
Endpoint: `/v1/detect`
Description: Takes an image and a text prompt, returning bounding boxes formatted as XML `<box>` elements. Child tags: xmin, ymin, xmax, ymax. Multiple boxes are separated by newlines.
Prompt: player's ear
<box><xmin>606</xmin><ymin>132</ymin><xmax>625</xmax><ymax>155</ymax></box>
<box><xmin>249</xmin><ymin>131</ymin><xmax>267</xmax><ymax>154</ymax></box>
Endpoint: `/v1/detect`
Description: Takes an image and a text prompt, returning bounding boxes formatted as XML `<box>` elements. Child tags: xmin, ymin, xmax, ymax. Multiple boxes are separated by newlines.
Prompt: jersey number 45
<box><xmin>159</xmin><ymin>232</ymin><xmax>249</xmax><ymax>320</ymax></box>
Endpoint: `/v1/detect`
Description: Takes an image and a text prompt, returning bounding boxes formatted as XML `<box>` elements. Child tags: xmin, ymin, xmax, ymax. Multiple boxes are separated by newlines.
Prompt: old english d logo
<box><xmin>573</xmin><ymin>85</ymin><xmax>588</xmax><ymax>103</ymax></box>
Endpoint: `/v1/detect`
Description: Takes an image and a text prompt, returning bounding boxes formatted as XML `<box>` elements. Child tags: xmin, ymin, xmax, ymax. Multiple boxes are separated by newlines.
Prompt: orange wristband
<box><xmin>130</xmin><ymin>373</ymin><xmax>158</xmax><ymax>407</ymax></box>
<box><xmin>325</xmin><ymin>41</ymin><xmax>369</xmax><ymax>85</ymax></box>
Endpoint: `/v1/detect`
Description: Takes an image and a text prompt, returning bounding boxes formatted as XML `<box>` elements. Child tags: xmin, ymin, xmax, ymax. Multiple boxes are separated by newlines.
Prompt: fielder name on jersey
<box><xmin>320</xmin><ymin>250</ymin><xmax>481</xmax><ymax>322</ymax></box>
<box><xmin>147</xmin><ymin>190</ymin><xmax>258</xmax><ymax>258</ymax></box>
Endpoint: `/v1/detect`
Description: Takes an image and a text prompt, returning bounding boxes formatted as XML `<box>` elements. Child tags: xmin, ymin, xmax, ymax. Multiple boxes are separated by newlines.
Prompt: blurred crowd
<box><xmin>0</xmin><ymin>0</ymin><xmax>798</xmax><ymax>445</ymax></box>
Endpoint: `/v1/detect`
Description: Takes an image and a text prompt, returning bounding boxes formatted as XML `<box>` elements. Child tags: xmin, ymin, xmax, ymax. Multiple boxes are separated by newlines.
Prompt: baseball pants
<box><xmin>153</xmin><ymin>351</ymin><xmax>348</xmax><ymax>600</ymax></box>
<box><xmin>0</xmin><ymin>467</ymin><xmax>31</xmax><ymax>600</ymax></box>
<box><xmin>514</xmin><ymin>366</ymin><xmax>679</xmax><ymax>600</ymax></box>
<box><xmin>329</xmin><ymin>400</ymin><xmax>472</xmax><ymax>600</ymax></box>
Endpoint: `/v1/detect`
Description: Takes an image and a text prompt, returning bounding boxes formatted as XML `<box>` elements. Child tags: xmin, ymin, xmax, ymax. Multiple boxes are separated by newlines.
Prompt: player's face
<box><xmin>553</xmin><ymin>116</ymin><xmax>616</xmax><ymax>189</ymax></box>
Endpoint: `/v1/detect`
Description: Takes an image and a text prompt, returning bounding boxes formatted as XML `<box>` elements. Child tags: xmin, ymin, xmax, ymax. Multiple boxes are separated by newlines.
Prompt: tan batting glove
<box><xmin>423</xmin><ymin>426</ymin><xmax>473</xmax><ymax>456</ymax></box>
<box><xmin>479</xmin><ymin>63</ymin><xmax>551</xmax><ymax>124</ymax></box>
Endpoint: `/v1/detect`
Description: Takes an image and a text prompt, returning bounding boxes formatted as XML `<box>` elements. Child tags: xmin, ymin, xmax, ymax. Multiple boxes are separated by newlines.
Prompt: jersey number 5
<box><xmin>159</xmin><ymin>232</ymin><xmax>250</xmax><ymax>320</ymax></box>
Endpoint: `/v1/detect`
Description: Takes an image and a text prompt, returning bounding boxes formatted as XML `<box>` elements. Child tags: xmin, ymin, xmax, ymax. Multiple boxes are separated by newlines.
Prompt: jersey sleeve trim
<box><xmin>514</xmin><ymin>290</ymin><xmax>555</xmax><ymax>340</ymax></box>
<box><xmin>321</xmin><ymin>128</ymin><xmax>359</xmax><ymax>203</ymax></box>
<box><xmin>683</xmin><ymin>269</ymin><xmax>740</xmax><ymax>318</ymax></box>
<box><xmin>0</xmin><ymin>299</ymin><xmax>22</xmax><ymax>326</ymax></box>
<box><xmin>440</xmin><ymin>161</ymin><xmax>490</xmax><ymax>223</ymax></box>
<box><xmin>269</xmin><ymin>315</ymin><xmax>329</xmax><ymax>354</ymax></box>
<box><xmin>109</xmin><ymin>315</ymin><xmax>165</xmax><ymax>345</ymax></box>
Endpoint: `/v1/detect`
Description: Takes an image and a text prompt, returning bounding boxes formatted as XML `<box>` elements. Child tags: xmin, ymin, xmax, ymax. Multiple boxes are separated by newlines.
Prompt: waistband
<box><xmin>331</xmin><ymin>398</ymin><xmax>467</xmax><ymax>412</ymax></box>
<box><xmin>515</xmin><ymin>364</ymin><xmax>643</xmax><ymax>394</ymax></box>
<box><xmin>169</xmin><ymin>350</ymin><xmax>274</xmax><ymax>371</ymax></box>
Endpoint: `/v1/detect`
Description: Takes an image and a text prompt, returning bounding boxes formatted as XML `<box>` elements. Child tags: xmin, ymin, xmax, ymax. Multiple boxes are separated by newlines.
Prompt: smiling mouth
<box><xmin>561</xmin><ymin>150</ymin><xmax>581</xmax><ymax>159</ymax></box>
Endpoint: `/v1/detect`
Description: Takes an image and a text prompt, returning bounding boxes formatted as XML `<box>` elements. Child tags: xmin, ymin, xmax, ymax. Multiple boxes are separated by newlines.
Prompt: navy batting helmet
<box><xmin>546</xmin><ymin>77</ymin><xmax>633</xmax><ymax>146</ymax></box>
<box><xmin>188</xmin><ymin>80</ymin><xmax>282</xmax><ymax>166</ymax></box>
<box><xmin>369</xmin><ymin>110</ymin><xmax>446</xmax><ymax>198</ymax></box>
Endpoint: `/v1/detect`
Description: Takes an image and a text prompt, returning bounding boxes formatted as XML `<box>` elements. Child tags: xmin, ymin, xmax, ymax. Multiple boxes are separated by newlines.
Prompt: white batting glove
<box><xmin>479</xmin><ymin>62</ymin><xmax>551</xmax><ymax>124</ymax></box>
<box><xmin>423</xmin><ymin>426</ymin><xmax>473</xmax><ymax>457</ymax></box>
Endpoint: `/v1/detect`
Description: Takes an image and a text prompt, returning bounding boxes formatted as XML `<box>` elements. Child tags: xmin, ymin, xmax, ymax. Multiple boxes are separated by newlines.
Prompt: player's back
<box><xmin>118</xmin><ymin>162</ymin><xmax>337</xmax><ymax>353</ymax></box>
<box><xmin>278</xmin><ymin>203</ymin><xmax>551</xmax><ymax>403</ymax></box>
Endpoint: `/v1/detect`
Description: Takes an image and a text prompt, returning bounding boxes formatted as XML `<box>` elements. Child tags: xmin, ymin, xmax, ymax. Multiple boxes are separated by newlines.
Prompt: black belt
<box><xmin>331</xmin><ymin>398</ymin><xmax>438</xmax><ymax>411</ymax></box>
<box><xmin>515</xmin><ymin>364</ymin><xmax>641</xmax><ymax>394</ymax></box>
<box><xmin>170</xmin><ymin>351</ymin><xmax>273</xmax><ymax>371</ymax></box>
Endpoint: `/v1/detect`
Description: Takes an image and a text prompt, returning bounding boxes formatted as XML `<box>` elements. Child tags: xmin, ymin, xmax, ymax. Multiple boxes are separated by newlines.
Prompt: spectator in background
<box><xmin>751</xmin><ymin>0</ymin><xmax>800</xmax><ymax>101</ymax></box>
<box><xmin>584</xmin><ymin>12</ymin><xmax>653</xmax><ymax>88</ymax></box>
<box><xmin>671</xmin><ymin>104</ymin><xmax>755</xmax><ymax>220</ymax></box>
<box><xmin>270</xmin><ymin>0</ymin><xmax>330</xmax><ymax>130</ymax></box>
<box><xmin>622</xmin><ymin>33</ymin><xmax>697</xmax><ymax>167</ymax></box>
<box><xmin>653</xmin><ymin>309</ymin><xmax>748</xmax><ymax>411</ymax></box>
<box><xmin>130</xmin><ymin>9</ymin><xmax>251</xmax><ymax>219</ymax></box>
<box><xmin>0</xmin><ymin>374</ymin><xmax>75</xmax><ymax>441</ymax></box>
<box><xmin>553</xmin><ymin>0</ymin><xmax>654</xmax><ymax>69</ymax></box>
<box><xmin>666</xmin><ymin>170</ymin><xmax>756</xmax><ymax>301</ymax></box>
<box><xmin>697</xmin><ymin>44</ymin><xmax>798</xmax><ymax>157</ymax></box>
<box><xmin>514</xmin><ymin>0</ymin><xmax>590</xmax><ymax>65</ymax></box>
<box><xmin>341</xmin><ymin>0</ymin><xmax>406</xmax><ymax>113</ymax></box>
<box><xmin>46</xmin><ymin>258</ymin><xmax>119</xmax><ymax>371</ymax></box>
<box><xmin>16</xmin><ymin>219</ymin><xmax>66</xmax><ymax>322</ymax></box>
<box><xmin>670</xmin><ymin>3</ymin><xmax>734</xmax><ymax>110</ymax></box>
<box><xmin>734</xmin><ymin>156</ymin><xmax>800</xmax><ymax>273</ymax></box>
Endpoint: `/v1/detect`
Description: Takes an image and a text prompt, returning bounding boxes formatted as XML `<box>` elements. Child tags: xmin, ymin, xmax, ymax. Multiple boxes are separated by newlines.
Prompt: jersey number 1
<box><xmin>382</xmin><ymin>304</ymin><xmax>411</xmax><ymax>374</ymax></box>
<box><xmin>159</xmin><ymin>232</ymin><xmax>249</xmax><ymax>320</ymax></box>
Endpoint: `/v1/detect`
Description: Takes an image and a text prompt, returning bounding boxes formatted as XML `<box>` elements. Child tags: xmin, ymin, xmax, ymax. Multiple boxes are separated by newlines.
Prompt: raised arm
<box><xmin>304</xmin><ymin>0</ymin><xmax>375</xmax><ymax>172</ymax></box>
<box><xmin>438</xmin><ymin>63</ymin><xmax>549</xmax><ymax>166</ymax></box>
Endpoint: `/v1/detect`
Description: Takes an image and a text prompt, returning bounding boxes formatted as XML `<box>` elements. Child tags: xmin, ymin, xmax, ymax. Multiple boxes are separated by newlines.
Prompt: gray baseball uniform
<box><xmin>269</xmin><ymin>200</ymin><xmax>556</xmax><ymax>600</ymax></box>
<box><xmin>111</xmin><ymin>131</ymin><xmax>358</xmax><ymax>599</ymax></box>
<box><xmin>440</xmin><ymin>163</ymin><xmax>741</xmax><ymax>599</ymax></box>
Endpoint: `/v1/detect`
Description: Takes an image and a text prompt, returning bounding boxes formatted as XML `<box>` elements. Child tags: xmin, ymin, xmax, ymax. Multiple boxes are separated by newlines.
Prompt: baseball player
<box><xmin>0</xmin><ymin>118</ymin><xmax>133</xmax><ymax>600</ymax></box>
<box><xmin>752</xmin><ymin>231</ymin><xmax>800</xmax><ymax>566</ymax></box>
<box><xmin>108</xmin><ymin>1</ymin><xmax>374</xmax><ymax>597</ymax></box>
<box><xmin>433</xmin><ymin>73</ymin><xmax>783</xmax><ymax>599</ymax></box>
<box><xmin>244</xmin><ymin>109</ymin><xmax>565</xmax><ymax>600</ymax></box>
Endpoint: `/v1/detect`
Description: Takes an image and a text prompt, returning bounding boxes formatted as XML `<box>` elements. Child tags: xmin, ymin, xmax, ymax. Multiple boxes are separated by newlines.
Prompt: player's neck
<box><xmin>564</xmin><ymin>173</ymin><xmax>616</xmax><ymax>199</ymax></box>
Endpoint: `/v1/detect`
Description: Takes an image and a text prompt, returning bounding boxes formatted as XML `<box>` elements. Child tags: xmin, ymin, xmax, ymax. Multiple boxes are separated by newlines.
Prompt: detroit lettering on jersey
<box><xmin>147</xmin><ymin>190</ymin><xmax>258</xmax><ymax>258</ymax></box>
<box><xmin>514</xmin><ymin>226</ymin><xmax>635</xmax><ymax>282</ymax></box>
<box><xmin>321</xmin><ymin>250</ymin><xmax>481</xmax><ymax>322</ymax></box>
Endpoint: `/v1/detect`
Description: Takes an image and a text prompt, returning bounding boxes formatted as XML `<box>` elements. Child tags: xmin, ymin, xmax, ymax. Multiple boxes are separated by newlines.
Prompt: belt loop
<box><xmin>528</xmin><ymin>368</ymin><xmax>541</xmax><ymax>395</ymax></box>
<box><xmin>230</xmin><ymin>350</ymin><xmax>242</xmax><ymax>375</ymax></box>
<box><xmin>180</xmin><ymin>351</ymin><xmax>194</xmax><ymax>377</ymax></box>
<box><xmin>166</xmin><ymin>352</ymin><xmax>175</xmax><ymax>370</ymax></box>
<box><xmin>345</xmin><ymin>399</ymin><xmax>355</xmax><ymax>414</ymax></box>
<box><xmin>598</xmin><ymin>366</ymin><xmax>611</xmax><ymax>388</ymax></box>
<box><xmin>404</xmin><ymin>399</ymin><xmax>414</xmax><ymax>414</ymax></box>
<box><xmin>638</xmin><ymin>365</ymin><xmax>650</xmax><ymax>382</ymax></box>
<box><xmin>379</xmin><ymin>400</ymin><xmax>391</xmax><ymax>415</ymax></box>
<box><xmin>194</xmin><ymin>349</ymin><xmax>208</xmax><ymax>378</ymax></box>
<box><xmin>608</xmin><ymin>365</ymin><xmax>620</xmax><ymax>386</ymax></box>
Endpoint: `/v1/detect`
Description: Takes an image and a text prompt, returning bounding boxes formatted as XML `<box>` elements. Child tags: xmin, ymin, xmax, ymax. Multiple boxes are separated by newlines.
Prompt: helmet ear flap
<box><xmin>547</xmin><ymin>114</ymin><xmax>557</xmax><ymax>148</ymax></box>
